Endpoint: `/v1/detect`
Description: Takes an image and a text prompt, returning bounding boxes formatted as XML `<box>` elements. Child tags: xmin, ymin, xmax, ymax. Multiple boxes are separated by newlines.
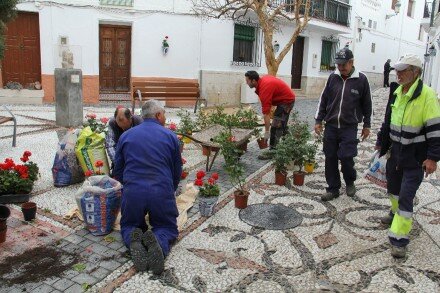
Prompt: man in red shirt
<box><xmin>245</xmin><ymin>71</ymin><xmax>295</xmax><ymax>160</ymax></box>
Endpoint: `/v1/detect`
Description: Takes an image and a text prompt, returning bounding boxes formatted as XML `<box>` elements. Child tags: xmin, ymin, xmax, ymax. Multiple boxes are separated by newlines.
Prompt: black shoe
<box><xmin>391</xmin><ymin>245</ymin><xmax>407</xmax><ymax>258</ymax></box>
<box><xmin>130</xmin><ymin>228</ymin><xmax>149</xmax><ymax>271</ymax></box>
<box><xmin>380</xmin><ymin>214</ymin><xmax>394</xmax><ymax>225</ymax></box>
<box><xmin>321</xmin><ymin>191</ymin><xmax>340</xmax><ymax>201</ymax></box>
<box><xmin>346</xmin><ymin>184</ymin><xmax>356</xmax><ymax>197</ymax></box>
<box><xmin>142</xmin><ymin>231</ymin><xmax>165</xmax><ymax>275</ymax></box>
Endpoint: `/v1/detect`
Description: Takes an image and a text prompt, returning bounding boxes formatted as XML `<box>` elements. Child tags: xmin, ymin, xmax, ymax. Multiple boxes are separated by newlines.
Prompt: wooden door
<box><xmin>291</xmin><ymin>36</ymin><xmax>304</xmax><ymax>89</ymax></box>
<box><xmin>99</xmin><ymin>25</ymin><xmax>131</xmax><ymax>92</ymax></box>
<box><xmin>2</xmin><ymin>12</ymin><xmax>41</xmax><ymax>86</ymax></box>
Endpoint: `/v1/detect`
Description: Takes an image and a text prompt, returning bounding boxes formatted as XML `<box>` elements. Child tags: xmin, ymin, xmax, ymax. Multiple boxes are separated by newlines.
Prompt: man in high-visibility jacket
<box><xmin>376</xmin><ymin>54</ymin><xmax>440</xmax><ymax>258</ymax></box>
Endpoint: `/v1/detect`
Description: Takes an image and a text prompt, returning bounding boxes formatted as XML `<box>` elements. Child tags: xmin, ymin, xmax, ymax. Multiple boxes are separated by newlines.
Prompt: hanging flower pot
<box><xmin>304</xmin><ymin>162</ymin><xmax>315</xmax><ymax>173</ymax></box>
<box><xmin>162</xmin><ymin>36</ymin><xmax>170</xmax><ymax>55</ymax></box>
<box><xmin>234</xmin><ymin>190</ymin><xmax>249</xmax><ymax>209</ymax></box>
<box><xmin>275</xmin><ymin>170</ymin><xmax>287</xmax><ymax>186</ymax></box>
<box><xmin>257</xmin><ymin>138</ymin><xmax>268</xmax><ymax>149</ymax></box>
<box><xmin>293</xmin><ymin>171</ymin><xmax>306</xmax><ymax>186</ymax></box>
<box><xmin>0</xmin><ymin>205</ymin><xmax>11</xmax><ymax>243</ymax></box>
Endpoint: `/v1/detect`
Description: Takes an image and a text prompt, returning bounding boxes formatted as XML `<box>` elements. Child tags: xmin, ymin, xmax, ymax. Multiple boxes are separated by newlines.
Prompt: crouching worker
<box><xmin>113</xmin><ymin>100</ymin><xmax>182</xmax><ymax>274</ymax></box>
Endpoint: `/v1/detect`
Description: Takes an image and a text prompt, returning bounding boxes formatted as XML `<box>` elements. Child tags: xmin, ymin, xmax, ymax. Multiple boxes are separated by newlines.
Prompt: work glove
<box><xmin>264</xmin><ymin>131</ymin><xmax>270</xmax><ymax>140</ymax></box>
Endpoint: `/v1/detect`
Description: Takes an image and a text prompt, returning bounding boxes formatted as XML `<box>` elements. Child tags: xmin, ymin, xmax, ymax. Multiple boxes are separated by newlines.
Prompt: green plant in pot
<box><xmin>214</xmin><ymin>130</ymin><xmax>248</xmax><ymax>209</ymax></box>
<box><xmin>177</xmin><ymin>109</ymin><xmax>196</xmax><ymax>144</ymax></box>
<box><xmin>270</xmin><ymin>137</ymin><xmax>291</xmax><ymax>186</ymax></box>
<box><xmin>194</xmin><ymin>170</ymin><xmax>220</xmax><ymax>217</ymax></box>
<box><xmin>304</xmin><ymin>142</ymin><xmax>318</xmax><ymax>174</ymax></box>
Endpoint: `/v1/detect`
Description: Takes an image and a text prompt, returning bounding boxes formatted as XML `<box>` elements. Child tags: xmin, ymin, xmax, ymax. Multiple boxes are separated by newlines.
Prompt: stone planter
<box><xmin>198</xmin><ymin>196</ymin><xmax>218</xmax><ymax>217</ymax></box>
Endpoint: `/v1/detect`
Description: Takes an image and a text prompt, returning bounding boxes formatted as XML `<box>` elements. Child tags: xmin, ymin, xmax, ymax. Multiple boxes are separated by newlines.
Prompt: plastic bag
<box><xmin>75</xmin><ymin>126</ymin><xmax>110</xmax><ymax>175</ymax></box>
<box><xmin>364</xmin><ymin>151</ymin><xmax>387</xmax><ymax>189</ymax></box>
<box><xmin>75</xmin><ymin>175</ymin><xmax>122</xmax><ymax>236</ymax></box>
<box><xmin>52</xmin><ymin>129</ymin><xmax>85</xmax><ymax>187</ymax></box>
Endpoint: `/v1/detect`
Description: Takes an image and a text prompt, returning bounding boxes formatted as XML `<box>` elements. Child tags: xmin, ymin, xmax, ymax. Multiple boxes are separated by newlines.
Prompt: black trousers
<box><xmin>323</xmin><ymin>125</ymin><xmax>358</xmax><ymax>193</ymax></box>
<box><xmin>269</xmin><ymin>102</ymin><xmax>294</xmax><ymax>149</ymax></box>
<box><xmin>384</xmin><ymin>73</ymin><xmax>390</xmax><ymax>87</ymax></box>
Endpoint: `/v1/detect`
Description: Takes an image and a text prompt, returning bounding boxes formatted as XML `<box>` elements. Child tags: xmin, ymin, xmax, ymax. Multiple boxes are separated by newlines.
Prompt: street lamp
<box><xmin>386</xmin><ymin>0</ymin><xmax>402</xmax><ymax>19</ymax></box>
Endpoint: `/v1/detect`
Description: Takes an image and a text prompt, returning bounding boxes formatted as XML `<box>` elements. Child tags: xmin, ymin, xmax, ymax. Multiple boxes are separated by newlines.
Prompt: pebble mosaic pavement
<box><xmin>0</xmin><ymin>89</ymin><xmax>439</xmax><ymax>292</ymax></box>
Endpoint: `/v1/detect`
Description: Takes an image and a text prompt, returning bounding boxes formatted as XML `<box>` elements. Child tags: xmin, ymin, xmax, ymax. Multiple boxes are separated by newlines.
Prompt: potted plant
<box><xmin>254</xmin><ymin>127</ymin><xmax>268</xmax><ymax>149</ymax></box>
<box><xmin>168</xmin><ymin>122</ymin><xmax>184</xmax><ymax>152</ymax></box>
<box><xmin>270</xmin><ymin>137</ymin><xmax>291</xmax><ymax>186</ymax></box>
<box><xmin>177</xmin><ymin>109</ymin><xmax>195</xmax><ymax>144</ymax></box>
<box><xmin>85</xmin><ymin>113</ymin><xmax>108</xmax><ymax>134</ymax></box>
<box><xmin>0</xmin><ymin>151</ymin><xmax>39</xmax><ymax>203</ymax></box>
<box><xmin>215</xmin><ymin>130</ymin><xmax>249</xmax><ymax>209</ymax></box>
<box><xmin>194</xmin><ymin>170</ymin><xmax>220</xmax><ymax>217</ymax></box>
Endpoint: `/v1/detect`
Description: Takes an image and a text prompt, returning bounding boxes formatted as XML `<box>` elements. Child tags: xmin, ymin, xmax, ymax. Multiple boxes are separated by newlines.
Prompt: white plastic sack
<box><xmin>364</xmin><ymin>151</ymin><xmax>387</xmax><ymax>189</ymax></box>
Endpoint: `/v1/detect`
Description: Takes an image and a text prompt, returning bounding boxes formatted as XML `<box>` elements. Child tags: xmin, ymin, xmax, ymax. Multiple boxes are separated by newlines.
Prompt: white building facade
<box><xmin>0</xmin><ymin>0</ymin><xmax>429</xmax><ymax>105</ymax></box>
<box><xmin>422</xmin><ymin>0</ymin><xmax>440</xmax><ymax>96</ymax></box>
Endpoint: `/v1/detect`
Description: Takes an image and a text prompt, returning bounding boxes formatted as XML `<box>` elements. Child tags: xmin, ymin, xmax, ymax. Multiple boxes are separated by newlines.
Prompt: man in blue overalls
<box><xmin>114</xmin><ymin>100</ymin><xmax>182</xmax><ymax>274</ymax></box>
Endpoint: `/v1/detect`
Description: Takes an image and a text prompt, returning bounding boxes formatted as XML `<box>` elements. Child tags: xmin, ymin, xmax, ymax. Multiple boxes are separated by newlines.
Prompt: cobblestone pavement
<box><xmin>1</xmin><ymin>89</ymin><xmax>440</xmax><ymax>292</ymax></box>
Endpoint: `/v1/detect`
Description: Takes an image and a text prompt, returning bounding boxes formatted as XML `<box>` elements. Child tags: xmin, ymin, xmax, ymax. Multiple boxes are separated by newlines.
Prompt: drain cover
<box><xmin>239</xmin><ymin>203</ymin><xmax>303</xmax><ymax>230</ymax></box>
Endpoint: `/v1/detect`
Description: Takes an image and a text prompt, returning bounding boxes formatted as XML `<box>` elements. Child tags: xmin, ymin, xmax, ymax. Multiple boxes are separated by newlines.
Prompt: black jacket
<box><xmin>315</xmin><ymin>68</ymin><xmax>372</xmax><ymax>128</ymax></box>
<box><xmin>384</xmin><ymin>62</ymin><xmax>393</xmax><ymax>74</ymax></box>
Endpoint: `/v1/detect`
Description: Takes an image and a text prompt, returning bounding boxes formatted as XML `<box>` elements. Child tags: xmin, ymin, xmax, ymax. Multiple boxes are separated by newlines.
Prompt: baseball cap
<box><xmin>334</xmin><ymin>48</ymin><xmax>354</xmax><ymax>64</ymax></box>
<box><xmin>393</xmin><ymin>54</ymin><xmax>422</xmax><ymax>71</ymax></box>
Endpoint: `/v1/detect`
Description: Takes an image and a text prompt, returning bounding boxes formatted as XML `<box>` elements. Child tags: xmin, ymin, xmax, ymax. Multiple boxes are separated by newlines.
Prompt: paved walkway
<box><xmin>0</xmin><ymin>89</ymin><xmax>440</xmax><ymax>292</ymax></box>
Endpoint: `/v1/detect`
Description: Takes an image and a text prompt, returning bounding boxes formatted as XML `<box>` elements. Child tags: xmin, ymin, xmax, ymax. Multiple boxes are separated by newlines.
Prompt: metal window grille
<box><xmin>232</xmin><ymin>22</ymin><xmax>262</xmax><ymax>67</ymax></box>
<box><xmin>100</xmin><ymin>0</ymin><xmax>133</xmax><ymax>7</ymax></box>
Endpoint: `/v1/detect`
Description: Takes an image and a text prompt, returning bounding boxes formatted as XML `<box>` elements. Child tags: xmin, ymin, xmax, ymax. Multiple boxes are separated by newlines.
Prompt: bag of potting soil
<box><xmin>75</xmin><ymin>175</ymin><xmax>122</xmax><ymax>236</ymax></box>
<box><xmin>364</xmin><ymin>151</ymin><xmax>387</xmax><ymax>189</ymax></box>
<box><xmin>75</xmin><ymin>126</ymin><xmax>110</xmax><ymax>175</ymax></box>
<box><xmin>52</xmin><ymin>129</ymin><xmax>85</xmax><ymax>187</ymax></box>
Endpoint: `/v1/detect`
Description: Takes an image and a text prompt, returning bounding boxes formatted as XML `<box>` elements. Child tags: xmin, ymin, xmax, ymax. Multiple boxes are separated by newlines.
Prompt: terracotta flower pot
<box><xmin>0</xmin><ymin>205</ymin><xmax>11</xmax><ymax>243</ymax></box>
<box><xmin>234</xmin><ymin>190</ymin><xmax>249</xmax><ymax>209</ymax></box>
<box><xmin>275</xmin><ymin>171</ymin><xmax>287</xmax><ymax>186</ymax></box>
<box><xmin>257</xmin><ymin>138</ymin><xmax>268</xmax><ymax>149</ymax></box>
<box><xmin>21</xmin><ymin>202</ymin><xmax>37</xmax><ymax>221</ymax></box>
<box><xmin>304</xmin><ymin>162</ymin><xmax>315</xmax><ymax>173</ymax></box>
<box><xmin>293</xmin><ymin>171</ymin><xmax>306</xmax><ymax>186</ymax></box>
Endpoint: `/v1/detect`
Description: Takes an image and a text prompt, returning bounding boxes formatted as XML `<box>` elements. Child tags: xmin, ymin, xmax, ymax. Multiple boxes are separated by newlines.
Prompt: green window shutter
<box><xmin>320</xmin><ymin>40</ymin><xmax>332</xmax><ymax>69</ymax></box>
<box><xmin>234</xmin><ymin>24</ymin><xmax>255</xmax><ymax>41</ymax></box>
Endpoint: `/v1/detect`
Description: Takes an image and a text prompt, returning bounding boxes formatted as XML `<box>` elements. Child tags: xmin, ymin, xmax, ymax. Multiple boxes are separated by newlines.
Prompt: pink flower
<box><xmin>194</xmin><ymin>179</ymin><xmax>203</xmax><ymax>186</ymax></box>
<box><xmin>86</xmin><ymin>113</ymin><xmax>97</xmax><ymax>119</ymax></box>
<box><xmin>196</xmin><ymin>170</ymin><xmax>206</xmax><ymax>180</ymax></box>
<box><xmin>100</xmin><ymin>117</ymin><xmax>109</xmax><ymax>124</ymax></box>
<box><xmin>208</xmin><ymin>178</ymin><xmax>216</xmax><ymax>185</ymax></box>
<box><xmin>228</xmin><ymin>136</ymin><xmax>236</xmax><ymax>142</ymax></box>
<box><xmin>181</xmin><ymin>157</ymin><xmax>187</xmax><ymax>165</ymax></box>
<box><xmin>165</xmin><ymin>36</ymin><xmax>169</xmax><ymax>39</ymax></box>
<box><xmin>168</xmin><ymin>122</ymin><xmax>177</xmax><ymax>131</ymax></box>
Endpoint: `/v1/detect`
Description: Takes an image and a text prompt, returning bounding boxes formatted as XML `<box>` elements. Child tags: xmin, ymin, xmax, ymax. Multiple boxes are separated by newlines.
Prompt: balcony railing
<box><xmin>269</xmin><ymin>0</ymin><xmax>351</xmax><ymax>27</ymax></box>
<box><xmin>100</xmin><ymin>0</ymin><xmax>133</xmax><ymax>7</ymax></box>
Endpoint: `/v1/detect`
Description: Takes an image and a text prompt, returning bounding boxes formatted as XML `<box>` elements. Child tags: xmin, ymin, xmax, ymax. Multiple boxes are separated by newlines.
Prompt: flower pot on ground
<box><xmin>21</xmin><ymin>202</ymin><xmax>37</xmax><ymax>221</ymax></box>
<box><xmin>304</xmin><ymin>161</ymin><xmax>315</xmax><ymax>173</ymax></box>
<box><xmin>194</xmin><ymin>171</ymin><xmax>220</xmax><ymax>217</ymax></box>
<box><xmin>257</xmin><ymin>138</ymin><xmax>268</xmax><ymax>149</ymax></box>
<box><xmin>275</xmin><ymin>170</ymin><xmax>288</xmax><ymax>186</ymax></box>
<box><xmin>177</xmin><ymin>109</ymin><xmax>196</xmax><ymax>144</ymax></box>
<box><xmin>0</xmin><ymin>205</ymin><xmax>11</xmax><ymax>243</ymax></box>
<box><xmin>293</xmin><ymin>171</ymin><xmax>306</xmax><ymax>186</ymax></box>
<box><xmin>234</xmin><ymin>190</ymin><xmax>249</xmax><ymax>209</ymax></box>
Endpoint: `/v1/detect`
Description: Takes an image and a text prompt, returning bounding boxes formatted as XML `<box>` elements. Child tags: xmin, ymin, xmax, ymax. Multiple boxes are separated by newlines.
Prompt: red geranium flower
<box><xmin>100</xmin><ymin>117</ymin><xmax>109</xmax><ymax>124</ymax></box>
<box><xmin>196</xmin><ymin>170</ymin><xmax>206</xmax><ymax>179</ymax></box>
<box><xmin>84</xmin><ymin>170</ymin><xmax>93</xmax><ymax>177</ymax></box>
<box><xmin>20</xmin><ymin>173</ymin><xmax>29</xmax><ymax>179</ymax></box>
<box><xmin>23</xmin><ymin>151</ymin><xmax>32</xmax><ymax>157</ymax></box>
<box><xmin>194</xmin><ymin>178</ymin><xmax>203</xmax><ymax>186</ymax></box>
<box><xmin>4</xmin><ymin>158</ymin><xmax>14</xmax><ymax>169</ymax></box>
<box><xmin>228</xmin><ymin>136</ymin><xmax>236</xmax><ymax>142</ymax></box>
<box><xmin>20</xmin><ymin>156</ymin><xmax>29</xmax><ymax>163</ymax></box>
<box><xmin>181</xmin><ymin>171</ymin><xmax>188</xmax><ymax>179</ymax></box>
<box><xmin>211</xmin><ymin>172</ymin><xmax>219</xmax><ymax>180</ymax></box>
<box><xmin>95</xmin><ymin>160</ymin><xmax>104</xmax><ymax>168</ymax></box>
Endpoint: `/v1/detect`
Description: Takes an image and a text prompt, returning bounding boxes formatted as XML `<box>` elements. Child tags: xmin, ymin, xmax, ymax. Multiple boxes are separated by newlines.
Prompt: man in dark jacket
<box><xmin>384</xmin><ymin>59</ymin><xmax>393</xmax><ymax>87</ymax></box>
<box><xmin>376</xmin><ymin>54</ymin><xmax>440</xmax><ymax>258</ymax></box>
<box><xmin>315</xmin><ymin>47</ymin><xmax>372</xmax><ymax>201</ymax></box>
<box><xmin>105</xmin><ymin>106</ymin><xmax>143</xmax><ymax>168</ymax></box>
<box><xmin>245</xmin><ymin>71</ymin><xmax>295</xmax><ymax>160</ymax></box>
<box><xmin>114</xmin><ymin>100</ymin><xmax>182</xmax><ymax>274</ymax></box>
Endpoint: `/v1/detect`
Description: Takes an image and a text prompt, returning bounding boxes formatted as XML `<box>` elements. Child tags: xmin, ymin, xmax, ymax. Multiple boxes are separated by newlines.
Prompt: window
<box><xmin>232</xmin><ymin>23</ymin><xmax>262</xmax><ymax>66</ymax></box>
<box><xmin>371</xmin><ymin>43</ymin><xmax>376</xmax><ymax>53</ymax></box>
<box><xmin>419</xmin><ymin>25</ymin><xmax>425</xmax><ymax>41</ymax></box>
<box><xmin>100</xmin><ymin>0</ymin><xmax>133</xmax><ymax>6</ymax></box>
<box><xmin>368</xmin><ymin>19</ymin><xmax>372</xmax><ymax>28</ymax></box>
<box><xmin>320</xmin><ymin>40</ymin><xmax>339</xmax><ymax>71</ymax></box>
<box><xmin>373</xmin><ymin>21</ymin><xmax>377</xmax><ymax>30</ymax></box>
<box><xmin>407</xmin><ymin>0</ymin><xmax>415</xmax><ymax>17</ymax></box>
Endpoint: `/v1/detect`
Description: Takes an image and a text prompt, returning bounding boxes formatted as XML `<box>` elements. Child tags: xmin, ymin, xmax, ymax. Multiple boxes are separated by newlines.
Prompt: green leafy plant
<box><xmin>0</xmin><ymin>151</ymin><xmax>39</xmax><ymax>195</ymax></box>
<box><xmin>103</xmin><ymin>235</ymin><xmax>116</xmax><ymax>243</ymax></box>
<box><xmin>81</xmin><ymin>282</ymin><xmax>90</xmax><ymax>291</ymax></box>
<box><xmin>214</xmin><ymin>130</ymin><xmax>246</xmax><ymax>193</ymax></box>
<box><xmin>73</xmin><ymin>263</ymin><xmax>86</xmax><ymax>272</ymax></box>
<box><xmin>177</xmin><ymin>109</ymin><xmax>196</xmax><ymax>135</ymax></box>
<box><xmin>270</xmin><ymin>137</ymin><xmax>291</xmax><ymax>173</ymax></box>
<box><xmin>194</xmin><ymin>170</ymin><xmax>220</xmax><ymax>197</ymax></box>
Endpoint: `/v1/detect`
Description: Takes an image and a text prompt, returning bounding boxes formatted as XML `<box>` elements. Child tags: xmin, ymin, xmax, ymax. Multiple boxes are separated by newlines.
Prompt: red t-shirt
<box><xmin>255</xmin><ymin>75</ymin><xmax>295</xmax><ymax>114</ymax></box>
